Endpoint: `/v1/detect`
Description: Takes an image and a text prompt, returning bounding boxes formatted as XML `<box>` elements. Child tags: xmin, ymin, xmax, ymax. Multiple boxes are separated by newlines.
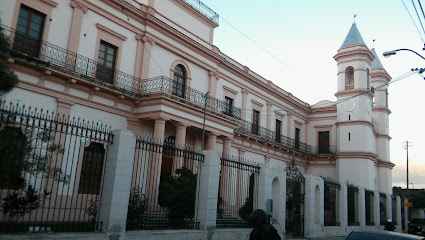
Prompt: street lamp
<box><xmin>383</xmin><ymin>48</ymin><xmax>425</xmax><ymax>61</ymax></box>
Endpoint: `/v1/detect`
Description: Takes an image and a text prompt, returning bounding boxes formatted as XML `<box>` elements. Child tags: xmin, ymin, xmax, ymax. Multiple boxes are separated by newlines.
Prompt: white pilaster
<box><xmin>304</xmin><ymin>175</ymin><xmax>325</xmax><ymax>238</ymax></box>
<box><xmin>99</xmin><ymin>129</ymin><xmax>136</xmax><ymax>238</ymax></box>
<box><xmin>197</xmin><ymin>150</ymin><xmax>221</xmax><ymax>229</ymax></box>
<box><xmin>339</xmin><ymin>184</ymin><xmax>347</xmax><ymax>228</ymax></box>
<box><xmin>358</xmin><ymin>188</ymin><xmax>366</xmax><ymax>227</ymax></box>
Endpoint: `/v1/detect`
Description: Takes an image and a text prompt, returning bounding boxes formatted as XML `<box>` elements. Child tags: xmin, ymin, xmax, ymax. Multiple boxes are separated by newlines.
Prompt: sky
<box><xmin>202</xmin><ymin>0</ymin><xmax>425</xmax><ymax>189</ymax></box>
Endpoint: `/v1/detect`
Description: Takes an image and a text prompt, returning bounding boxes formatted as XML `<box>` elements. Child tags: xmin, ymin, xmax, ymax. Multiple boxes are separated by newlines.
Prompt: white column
<box><xmin>339</xmin><ymin>184</ymin><xmax>348</xmax><ymax>227</ymax></box>
<box><xmin>374</xmin><ymin>191</ymin><xmax>380</xmax><ymax>226</ymax></box>
<box><xmin>359</xmin><ymin>188</ymin><xmax>366</xmax><ymax>227</ymax></box>
<box><xmin>396</xmin><ymin>196</ymin><xmax>402</xmax><ymax>230</ymax></box>
<box><xmin>304</xmin><ymin>175</ymin><xmax>324</xmax><ymax>238</ymax></box>
<box><xmin>197</xmin><ymin>150</ymin><xmax>221</xmax><ymax>229</ymax></box>
<box><xmin>386</xmin><ymin>194</ymin><xmax>392</xmax><ymax>223</ymax></box>
<box><xmin>99</xmin><ymin>129</ymin><xmax>136</xmax><ymax>238</ymax></box>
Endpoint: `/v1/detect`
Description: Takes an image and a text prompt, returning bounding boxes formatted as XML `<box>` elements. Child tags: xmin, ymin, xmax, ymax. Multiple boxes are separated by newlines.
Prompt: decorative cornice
<box><xmin>222</xmin><ymin>86</ymin><xmax>238</xmax><ymax>95</ymax></box>
<box><xmin>96</xmin><ymin>23</ymin><xmax>128</xmax><ymax>41</ymax></box>
<box><xmin>70</xmin><ymin>0</ymin><xmax>88</xmax><ymax>13</ymax></box>
<box><xmin>41</xmin><ymin>0</ymin><xmax>58</xmax><ymax>8</ymax></box>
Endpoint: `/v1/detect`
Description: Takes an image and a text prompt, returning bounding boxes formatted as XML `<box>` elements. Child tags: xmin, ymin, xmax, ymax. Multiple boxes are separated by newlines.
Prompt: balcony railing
<box><xmin>310</xmin><ymin>145</ymin><xmax>337</xmax><ymax>155</ymax></box>
<box><xmin>345</xmin><ymin>84</ymin><xmax>354</xmax><ymax>90</ymax></box>
<box><xmin>140</xmin><ymin>76</ymin><xmax>241</xmax><ymax>119</ymax></box>
<box><xmin>1</xmin><ymin>25</ymin><xmax>241</xmax><ymax>119</ymax></box>
<box><xmin>235</xmin><ymin>120</ymin><xmax>313</xmax><ymax>155</ymax></box>
<box><xmin>183</xmin><ymin>0</ymin><xmax>219</xmax><ymax>24</ymax></box>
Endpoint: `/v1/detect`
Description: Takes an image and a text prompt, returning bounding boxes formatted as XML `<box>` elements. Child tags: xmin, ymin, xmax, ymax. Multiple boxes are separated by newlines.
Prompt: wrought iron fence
<box><xmin>0</xmin><ymin>101</ymin><xmax>112</xmax><ymax>233</ymax></box>
<box><xmin>235</xmin><ymin>119</ymin><xmax>312</xmax><ymax>155</ymax></box>
<box><xmin>391</xmin><ymin>195</ymin><xmax>397</xmax><ymax>225</ymax></box>
<box><xmin>379</xmin><ymin>193</ymin><xmax>387</xmax><ymax>225</ymax></box>
<box><xmin>323</xmin><ymin>178</ymin><xmax>340</xmax><ymax>226</ymax></box>
<box><xmin>127</xmin><ymin>136</ymin><xmax>204</xmax><ymax>230</ymax></box>
<box><xmin>216</xmin><ymin>154</ymin><xmax>260</xmax><ymax>228</ymax></box>
<box><xmin>347</xmin><ymin>185</ymin><xmax>359</xmax><ymax>226</ymax></box>
<box><xmin>141</xmin><ymin>76</ymin><xmax>241</xmax><ymax>119</ymax></box>
<box><xmin>183</xmin><ymin>0</ymin><xmax>219</xmax><ymax>24</ymax></box>
<box><xmin>365</xmin><ymin>190</ymin><xmax>375</xmax><ymax>225</ymax></box>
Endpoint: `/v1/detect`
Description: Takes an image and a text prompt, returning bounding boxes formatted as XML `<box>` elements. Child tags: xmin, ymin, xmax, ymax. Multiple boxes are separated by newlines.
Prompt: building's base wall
<box><xmin>0</xmin><ymin>229</ymin><xmax>254</xmax><ymax>240</ymax></box>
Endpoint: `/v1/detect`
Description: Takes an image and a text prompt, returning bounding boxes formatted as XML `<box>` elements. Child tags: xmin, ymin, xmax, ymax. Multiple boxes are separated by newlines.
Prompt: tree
<box><xmin>0</xmin><ymin>22</ymin><xmax>19</xmax><ymax>97</ymax></box>
<box><xmin>158</xmin><ymin>167</ymin><xmax>197</xmax><ymax>222</ymax></box>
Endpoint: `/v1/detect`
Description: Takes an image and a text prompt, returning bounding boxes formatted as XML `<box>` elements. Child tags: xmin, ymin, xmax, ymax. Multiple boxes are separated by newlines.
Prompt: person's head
<box><xmin>388</xmin><ymin>218</ymin><xmax>392</xmax><ymax>223</ymax></box>
<box><xmin>248</xmin><ymin>209</ymin><xmax>268</xmax><ymax>228</ymax></box>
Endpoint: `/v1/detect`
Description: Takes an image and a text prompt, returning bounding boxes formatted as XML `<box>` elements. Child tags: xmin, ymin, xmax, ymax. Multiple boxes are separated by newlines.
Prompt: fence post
<box><xmin>358</xmin><ymin>188</ymin><xmax>366</xmax><ymax>227</ymax></box>
<box><xmin>197</xmin><ymin>150</ymin><xmax>220</xmax><ymax>229</ymax></box>
<box><xmin>396</xmin><ymin>196</ymin><xmax>402</xmax><ymax>231</ymax></box>
<box><xmin>304</xmin><ymin>175</ymin><xmax>325</xmax><ymax>238</ymax></box>
<box><xmin>99</xmin><ymin>129</ymin><xmax>136</xmax><ymax>239</ymax></box>
<box><xmin>374</xmin><ymin>190</ymin><xmax>380</xmax><ymax>227</ymax></box>
<box><xmin>339</xmin><ymin>184</ymin><xmax>347</xmax><ymax>228</ymax></box>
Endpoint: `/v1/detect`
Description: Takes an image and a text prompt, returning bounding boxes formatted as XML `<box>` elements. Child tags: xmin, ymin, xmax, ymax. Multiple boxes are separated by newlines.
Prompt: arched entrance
<box><xmin>285</xmin><ymin>159</ymin><xmax>305</xmax><ymax>238</ymax></box>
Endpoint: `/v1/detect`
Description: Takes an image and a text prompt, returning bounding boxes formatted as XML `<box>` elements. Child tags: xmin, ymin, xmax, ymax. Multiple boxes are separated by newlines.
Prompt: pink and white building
<box><xmin>0</xmin><ymin>0</ymin><xmax>405</xmax><ymax>239</ymax></box>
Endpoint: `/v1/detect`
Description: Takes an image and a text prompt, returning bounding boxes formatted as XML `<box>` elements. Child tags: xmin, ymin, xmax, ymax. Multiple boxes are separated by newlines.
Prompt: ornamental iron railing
<box><xmin>365</xmin><ymin>190</ymin><xmax>375</xmax><ymax>225</ymax></box>
<box><xmin>183</xmin><ymin>0</ymin><xmax>219</xmax><ymax>24</ymax></box>
<box><xmin>216</xmin><ymin>154</ymin><xmax>259</xmax><ymax>228</ymax></box>
<box><xmin>347</xmin><ymin>185</ymin><xmax>359</xmax><ymax>226</ymax></box>
<box><xmin>310</xmin><ymin>145</ymin><xmax>337</xmax><ymax>155</ymax></box>
<box><xmin>323</xmin><ymin>179</ymin><xmax>340</xmax><ymax>226</ymax></box>
<box><xmin>0</xmin><ymin>101</ymin><xmax>112</xmax><ymax>233</ymax></box>
<box><xmin>1</xmin><ymin>25</ymin><xmax>241</xmax><ymax>120</ymax></box>
<box><xmin>235</xmin><ymin>119</ymin><xmax>312</xmax><ymax>155</ymax></box>
<box><xmin>127</xmin><ymin>135</ymin><xmax>204</xmax><ymax>230</ymax></box>
<box><xmin>379</xmin><ymin>193</ymin><xmax>387</xmax><ymax>225</ymax></box>
<box><xmin>140</xmin><ymin>76</ymin><xmax>241</xmax><ymax>119</ymax></box>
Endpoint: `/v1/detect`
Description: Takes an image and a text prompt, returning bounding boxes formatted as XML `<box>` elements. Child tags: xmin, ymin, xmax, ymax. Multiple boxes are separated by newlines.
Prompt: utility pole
<box><xmin>403</xmin><ymin>140</ymin><xmax>412</xmax><ymax>221</ymax></box>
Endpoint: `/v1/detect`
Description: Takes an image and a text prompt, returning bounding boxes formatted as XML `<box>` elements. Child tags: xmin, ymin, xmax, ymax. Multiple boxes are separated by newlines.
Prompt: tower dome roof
<box><xmin>371</xmin><ymin>48</ymin><xmax>384</xmax><ymax>69</ymax></box>
<box><xmin>340</xmin><ymin>23</ymin><xmax>367</xmax><ymax>48</ymax></box>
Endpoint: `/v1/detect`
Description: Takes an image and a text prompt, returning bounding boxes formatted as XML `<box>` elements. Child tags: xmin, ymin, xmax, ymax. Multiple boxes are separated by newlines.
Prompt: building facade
<box><xmin>0</xmin><ymin>0</ymin><xmax>405</xmax><ymax>239</ymax></box>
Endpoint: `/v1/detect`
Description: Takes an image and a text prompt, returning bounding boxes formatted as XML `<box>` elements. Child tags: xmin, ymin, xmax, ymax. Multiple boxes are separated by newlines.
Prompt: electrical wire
<box><xmin>417</xmin><ymin>0</ymin><xmax>425</xmax><ymax>24</ymax></box>
<box><xmin>411</xmin><ymin>0</ymin><xmax>425</xmax><ymax>36</ymax></box>
<box><xmin>120</xmin><ymin>4</ymin><xmax>167</xmax><ymax>77</ymax></box>
<box><xmin>402</xmin><ymin>0</ymin><xmax>425</xmax><ymax>43</ymax></box>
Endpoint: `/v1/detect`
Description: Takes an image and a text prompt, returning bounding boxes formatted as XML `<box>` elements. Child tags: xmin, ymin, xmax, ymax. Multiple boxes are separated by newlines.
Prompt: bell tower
<box><xmin>371</xmin><ymin>48</ymin><xmax>394</xmax><ymax>194</ymax></box>
<box><xmin>333</xmin><ymin>23</ymin><xmax>377</xmax><ymax>190</ymax></box>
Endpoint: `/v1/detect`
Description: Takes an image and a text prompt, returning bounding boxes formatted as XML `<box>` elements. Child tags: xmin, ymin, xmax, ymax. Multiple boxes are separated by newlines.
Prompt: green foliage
<box><xmin>85</xmin><ymin>197</ymin><xmax>99</xmax><ymax>223</ymax></box>
<box><xmin>126</xmin><ymin>187</ymin><xmax>149</xmax><ymax>229</ymax></box>
<box><xmin>0</xmin><ymin>125</ymin><xmax>69</xmax><ymax>221</ymax></box>
<box><xmin>410</xmin><ymin>191</ymin><xmax>425</xmax><ymax>208</ymax></box>
<box><xmin>158</xmin><ymin>167</ymin><xmax>197</xmax><ymax>221</ymax></box>
<box><xmin>0</xmin><ymin>22</ymin><xmax>18</xmax><ymax>97</ymax></box>
<box><xmin>2</xmin><ymin>185</ymin><xmax>50</xmax><ymax>221</ymax></box>
<box><xmin>238</xmin><ymin>196</ymin><xmax>253</xmax><ymax>222</ymax></box>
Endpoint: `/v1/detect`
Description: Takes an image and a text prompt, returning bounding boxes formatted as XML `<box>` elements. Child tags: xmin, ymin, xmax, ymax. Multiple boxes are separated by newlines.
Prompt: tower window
<box><xmin>348</xmin><ymin>133</ymin><xmax>351</xmax><ymax>141</ymax></box>
<box><xmin>345</xmin><ymin>66</ymin><xmax>354</xmax><ymax>90</ymax></box>
<box><xmin>367</xmin><ymin>69</ymin><xmax>371</xmax><ymax>90</ymax></box>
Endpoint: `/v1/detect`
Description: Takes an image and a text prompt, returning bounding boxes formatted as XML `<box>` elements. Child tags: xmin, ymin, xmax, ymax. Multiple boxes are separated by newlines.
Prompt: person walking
<box><xmin>248</xmin><ymin>209</ymin><xmax>281</xmax><ymax>240</ymax></box>
<box><xmin>384</xmin><ymin>219</ymin><xmax>396</xmax><ymax>231</ymax></box>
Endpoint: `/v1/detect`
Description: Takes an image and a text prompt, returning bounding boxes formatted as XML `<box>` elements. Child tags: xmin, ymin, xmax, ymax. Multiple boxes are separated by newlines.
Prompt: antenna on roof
<box><xmin>353</xmin><ymin>14</ymin><xmax>357</xmax><ymax>23</ymax></box>
<box><xmin>373</xmin><ymin>39</ymin><xmax>376</xmax><ymax>48</ymax></box>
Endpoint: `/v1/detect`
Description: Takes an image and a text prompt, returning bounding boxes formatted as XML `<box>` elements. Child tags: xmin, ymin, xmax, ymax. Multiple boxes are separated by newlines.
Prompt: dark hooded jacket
<box><xmin>248</xmin><ymin>209</ymin><xmax>281</xmax><ymax>240</ymax></box>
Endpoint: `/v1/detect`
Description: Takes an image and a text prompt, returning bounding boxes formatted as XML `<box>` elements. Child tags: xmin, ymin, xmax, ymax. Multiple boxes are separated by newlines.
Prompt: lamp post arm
<box><xmin>394</xmin><ymin>49</ymin><xmax>425</xmax><ymax>61</ymax></box>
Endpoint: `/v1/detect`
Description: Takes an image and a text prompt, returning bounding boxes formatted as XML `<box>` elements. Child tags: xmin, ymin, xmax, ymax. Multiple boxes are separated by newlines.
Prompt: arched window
<box><xmin>345</xmin><ymin>66</ymin><xmax>354</xmax><ymax>90</ymax></box>
<box><xmin>78</xmin><ymin>142</ymin><xmax>105</xmax><ymax>194</ymax></box>
<box><xmin>172</xmin><ymin>64</ymin><xmax>186</xmax><ymax>98</ymax></box>
<box><xmin>367</xmin><ymin>69</ymin><xmax>371</xmax><ymax>90</ymax></box>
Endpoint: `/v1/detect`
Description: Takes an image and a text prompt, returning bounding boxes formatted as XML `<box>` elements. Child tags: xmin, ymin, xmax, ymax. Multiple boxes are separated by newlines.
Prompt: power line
<box><xmin>218</xmin><ymin>16</ymin><xmax>295</xmax><ymax>73</ymax></box>
<box><xmin>417</xmin><ymin>0</ymin><xmax>425</xmax><ymax>24</ymax></box>
<box><xmin>411</xmin><ymin>0</ymin><xmax>425</xmax><ymax>36</ymax></box>
<box><xmin>402</xmin><ymin>0</ymin><xmax>425</xmax><ymax>43</ymax></box>
<box><xmin>120</xmin><ymin>5</ymin><xmax>167</xmax><ymax>77</ymax></box>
